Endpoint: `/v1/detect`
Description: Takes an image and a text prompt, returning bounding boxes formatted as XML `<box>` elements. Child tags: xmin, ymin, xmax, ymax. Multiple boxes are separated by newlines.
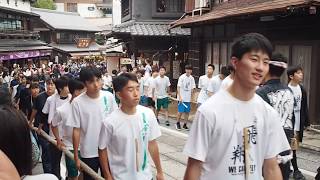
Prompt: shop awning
<box><xmin>171</xmin><ymin>0</ymin><xmax>320</xmax><ymax>28</ymax></box>
<box><xmin>49</xmin><ymin>43</ymin><xmax>102</xmax><ymax>53</ymax></box>
<box><xmin>69</xmin><ymin>52</ymin><xmax>101</xmax><ymax>57</ymax></box>
<box><xmin>0</xmin><ymin>46</ymin><xmax>52</xmax><ymax>61</ymax></box>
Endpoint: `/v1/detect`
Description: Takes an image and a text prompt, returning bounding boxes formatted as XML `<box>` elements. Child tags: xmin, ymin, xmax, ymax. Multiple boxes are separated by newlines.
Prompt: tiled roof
<box><xmin>31</xmin><ymin>8</ymin><xmax>101</xmax><ymax>32</ymax></box>
<box><xmin>171</xmin><ymin>0</ymin><xmax>320</xmax><ymax>28</ymax></box>
<box><xmin>113</xmin><ymin>20</ymin><xmax>190</xmax><ymax>36</ymax></box>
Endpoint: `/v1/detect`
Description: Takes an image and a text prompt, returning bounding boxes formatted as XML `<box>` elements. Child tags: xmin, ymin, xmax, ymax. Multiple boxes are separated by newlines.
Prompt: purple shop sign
<box><xmin>0</xmin><ymin>50</ymin><xmax>51</xmax><ymax>61</ymax></box>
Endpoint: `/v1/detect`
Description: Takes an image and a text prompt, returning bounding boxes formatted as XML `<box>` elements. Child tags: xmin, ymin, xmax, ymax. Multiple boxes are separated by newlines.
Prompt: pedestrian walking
<box><xmin>154</xmin><ymin>66</ymin><xmax>171</xmax><ymax>126</ymax></box>
<box><xmin>197</xmin><ymin>64</ymin><xmax>215</xmax><ymax>107</ymax></box>
<box><xmin>98</xmin><ymin>73</ymin><xmax>164</xmax><ymax>180</ymax></box>
<box><xmin>183</xmin><ymin>33</ymin><xmax>290</xmax><ymax>180</ymax></box>
<box><xmin>176</xmin><ymin>65</ymin><xmax>196</xmax><ymax>131</ymax></box>
<box><xmin>287</xmin><ymin>65</ymin><xmax>310</xmax><ymax>180</ymax></box>
<box><xmin>51</xmin><ymin>78</ymin><xmax>85</xmax><ymax>180</ymax></box>
<box><xmin>256</xmin><ymin>52</ymin><xmax>295</xmax><ymax>180</ymax></box>
<box><xmin>66</xmin><ymin>66</ymin><xmax>117</xmax><ymax>180</ymax></box>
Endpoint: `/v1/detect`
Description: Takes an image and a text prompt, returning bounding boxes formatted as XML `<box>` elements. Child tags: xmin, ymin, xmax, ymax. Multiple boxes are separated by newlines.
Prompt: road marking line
<box><xmin>160</xmin><ymin>126</ymin><xmax>317</xmax><ymax>177</ymax></box>
<box><xmin>160</xmin><ymin>126</ymin><xmax>188</xmax><ymax>138</ymax></box>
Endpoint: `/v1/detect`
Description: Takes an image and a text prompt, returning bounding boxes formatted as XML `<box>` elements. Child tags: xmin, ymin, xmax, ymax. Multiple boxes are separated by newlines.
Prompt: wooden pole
<box><xmin>31</xmin><ymin>127</ymin><xmax>104</xmax><ymax>180</ymax></box>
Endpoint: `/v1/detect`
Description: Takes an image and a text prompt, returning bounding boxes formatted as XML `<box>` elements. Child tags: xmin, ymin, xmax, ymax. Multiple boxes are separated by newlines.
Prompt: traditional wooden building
<box><xmin>0</xmin><ymin>0</ymin><xmax>52</xmax><ymax>69</ymax></box>
<box><xmin>108</xmin><ymin>0</ymin><xmax>191</xmax><ymax>84</ymax></box>
<box><xmin>31</xmin><ymin>8</ymin><xmax>102</xmax><ymax>63</ymax></box>
<box><xmin>172</xmin><ymin>0</ymin><xmax>320</xmax><ymax>124</ymax></box>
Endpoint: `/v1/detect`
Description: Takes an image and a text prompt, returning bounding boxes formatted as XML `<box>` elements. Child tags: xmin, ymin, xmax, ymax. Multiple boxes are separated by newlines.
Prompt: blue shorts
<box><xmin>178</xmin><ymin>102</ymin><xmax>191</xmax><ymax>113</ymax></box>
<box><xmin>140</xmin><ymin>95</ymin><xmax>148</xmax><ymax>106</ymax></box>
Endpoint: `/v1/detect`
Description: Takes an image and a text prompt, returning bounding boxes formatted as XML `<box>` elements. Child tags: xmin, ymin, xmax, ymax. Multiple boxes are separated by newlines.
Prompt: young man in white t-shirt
<box><xmin>154</xmin><ymin>67</ymin><xmax>171</xmax><ymax>126</ymax></box>
<box><xmin>184</xmin><ymin>33</ymin><xmax>290</xmax><ymax>180</ymax></box>
<box><xmin>207</xmin><ymin>66</ymin><xmax>229</xmax><ymax>97</ymax></box>
<box><xmin>144</xmin><ymin>70</ymin><xmax>158</xmax><ymax>114</ymax></box>
<box><xmin>220</xmin><ymin>64</ymin><xmax>235</xmax><ymax>90</ymax></box>
<box><xmin>197</xmin><ymin>64</ymin><xmax>214</xmax><ymax>107</ymax></box>
<box><xmin>98</xmin><ymin>73</ymin><xmax>164</xmax><ymax>180</ymax></box>
<box><xmin>287</xmin><ymin>65</ymin><xmax>310</xmax><ymax>180</ymax></box>
<box><xmin>51</xmin><ymin>79</ymin><xmax>85</xmax><ymax>180</ymax></box>
<box><xmin>176</xmin><ymin>65</ymin><xmax>196</xmax><ymax>130</ymax></box>
<box><xmin>42</xmin><ymin>76</ymin><xmax>71</xmax><ymax>179</ymax></box>
<box><xmin>66</xmin><ymin>67</ymin><xmax>117</xmax><ymax>180</ymax></box>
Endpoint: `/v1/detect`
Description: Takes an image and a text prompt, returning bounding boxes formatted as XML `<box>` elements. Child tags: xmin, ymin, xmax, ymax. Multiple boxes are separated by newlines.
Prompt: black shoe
<box><xmin>175</xmin><ymin>122</ymin><xmax>181</xmax><ymax>131</ymax></box>
<box><xmin>183</xmin><ymin>123</ymin><xmax>189</xmax><ymax>131</ymax></box>
<box><xmin>293</xmin><ymin>170</ymin><xmax>306</xmax><ymax>180</ymax></box>
<box><xmin>165</xmin><ymin>120</ymin><xmax>170</xmax><ymax>126</ymax></box>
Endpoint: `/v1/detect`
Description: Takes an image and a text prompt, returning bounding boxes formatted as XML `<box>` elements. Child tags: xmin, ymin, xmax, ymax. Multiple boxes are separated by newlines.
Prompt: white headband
<box><xmin>269</xmin><ymin>61</ymin><xmax>288</xmax><ymax>68</ymax></box>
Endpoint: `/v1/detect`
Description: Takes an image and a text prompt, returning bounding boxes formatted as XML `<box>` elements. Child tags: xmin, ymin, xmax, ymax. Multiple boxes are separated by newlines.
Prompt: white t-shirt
<box><xmin>42</xmin><ymin>93</ymin><xmax>71</xmax><ymax>137</ymax></box>
<box><xmin>197</xmin><ymin>75</ymin><xmax>212</xmax><ymax>104</ymax></box>
<box><xmin>155</xmin><ymin>76</ymin><xmax>171</xmax><ymax>99</ymax></box>
<box><xmin>22</xmin><ymin>174</ymin><xmax>58</xmax><ymax>180</ymax></box>
<box><xmin>144</xmin><ymin>64</ymin><xmax>152</xmax><ymax>76</ymax></box>
<box><xmin>177</xmin><ymin>73</ymin><xmax>196</xmax><ymax>102</ymax></box>
<box><xmin>207</xmin><ymin>75</ymin><xmax>223</xmax><ymax>94</ymax></box>
<box><xmin>51</xmin><ymin>102</ymin><xmax>74</xmax><ymax>150</ymax></box>
<box><xmin>66</xmin><ymin>90</ymin><xmax>117</xmax><ymax>158</ymax></box>
<box><xmin>288</xmin><ymin>84</ymin><xmax>302</xmax><ymax>131</ymax></box>
<box><xmin>144</xmin><ymin>77</ymin><xmax>157</xmax><ymax>98</ymax></box>
<box><xmin>102</xmin><ymin>75</ymin><xmax>113</xmax><ymax>89</ymax></box>
<box><xmin>138</xmin><ymin>77</ymin><xmax>145</xmax><ymax>96</ymax></box>
<box><xmin>99</xmin><ymin>105</ymin><xmax>161</xmax><ymax>180</ymax></box>
<box><xmin>184</xmin><ymin>89</ymin><xmax>290</xmax><ymax>180</ymax></box>
<box><xmin>220</xmin><ymin>75</ymin><xmax>233</xmax><ymax>90</ymax></box>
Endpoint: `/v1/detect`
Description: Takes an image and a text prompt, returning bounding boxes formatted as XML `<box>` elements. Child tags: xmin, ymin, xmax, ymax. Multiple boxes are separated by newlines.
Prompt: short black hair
<box><xmin>54</xmin><ymin>76</ymin><xmax>69</xmax><ymax>94</ymax></box>
<box><xmin>30</xmin><ymin>82</ymin><xmax>39</xmax><ymax>90</ymax></box>
<box><xmin>287</xmin><ymin>65</ymin><xmax>303</xmax><ymax>80</ymax></box>
<box><xmin>30</xmin><ymin>75</ymin><xmax>39</xmax><ymax>83</ymax></box>
<box><xmin>269</xmin><ymin>52</ymin><xmax>287</xmax><ymax>77</ymax></box>
<box><xmin>79</xmin><ymin>66</ymin><xmax>102</xmax><ymax>83</ymax></box>
<box><xmin>159</xmin><ymin>66</ymin><xmax>166</xmax><ymax>71</ymax></box>
<box><xmin>185</xmin><ymin>64</ymin><xmax>193</xmax><ymax>70</ymax></box>
<box><xmin>45</xmin><ymin>77</ymin><xmax>54</xmax><ymax>85</ymax></box>
<box><xmin>0</xmin><ymin>88</ymin><xmax>11</xmax><ymax>106</ymax></box>
<box><xmin>227</xmin><ymin>64</ymin><xmax>235</xmax><ymax>72</ymax></box>
<box><xmin>231</xmin><ymin>33</ymin><xmax>273</xmax><ymax>60</ymax></box>
<box><xmin>112</xmin><ymin>73</ymin><xmax>138</xmax><ymax>93</ymax></box>
<box><xmin>137</xmin><ymin>69</ymin><xmax>145</xmax><ymax>76</ymax></box>
<box><xmin>207</xmin><ymin>64</ymin><xmax>215</xmax><ymax>70</ymax></box>
<box><xmin>220</xmin><ymin>66</ymin><xmax>230</xmax><ymax>77</ymax></box>
<box><xmin>0</xmin><ymin>105</ymin><xmax>32</xmax><ymax>176</ymax></box>
<box><xmin>68</xmin><ymin>78</ymin><xmax>85</xmax><ymax>95</ymax></box>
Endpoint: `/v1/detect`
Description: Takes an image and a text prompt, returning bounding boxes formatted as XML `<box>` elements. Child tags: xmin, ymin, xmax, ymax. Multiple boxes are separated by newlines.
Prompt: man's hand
<box><xmin>156</xmin><ymin>172</ymin><xmax>165</xmax><ymax>180</ymax></box>
<box><xmin>75</xmin><ymin>157</ymin><xmax>81</xmax><ymax>170</ymax></box>
<box><xmin>36</xmin><ymin>127</ymin><xmax>42</xmax><ymax>135</ymax></box>
<box><xmin>56</xmin><ymin>139</ymin><xmax>65</xmax><ymax>151</ymax></box>
<box><xmin>28</xmin><ymin>121</ymin><xmax>34</xmax><ymax>128</ymax></box>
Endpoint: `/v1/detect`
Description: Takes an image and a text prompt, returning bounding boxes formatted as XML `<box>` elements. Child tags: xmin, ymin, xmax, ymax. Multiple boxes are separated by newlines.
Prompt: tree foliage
<box><xmin>32</xmin><ymin>0</ymin><xmax>56</xmax><ymax>10</ymax></box>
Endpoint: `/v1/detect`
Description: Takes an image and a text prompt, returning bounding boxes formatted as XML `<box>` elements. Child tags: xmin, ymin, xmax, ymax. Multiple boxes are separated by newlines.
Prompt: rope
<box><xmin>31</xmin><ymin>127</ymin><xmax>104</xmax><ymax>180</ymax></box>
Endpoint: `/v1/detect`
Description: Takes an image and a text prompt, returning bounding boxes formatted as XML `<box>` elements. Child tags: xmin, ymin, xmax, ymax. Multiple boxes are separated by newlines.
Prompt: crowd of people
<box><xmin>0</xmin><ymin>32</ymin><xmax>317</xmax><ymax>180</ymax></box>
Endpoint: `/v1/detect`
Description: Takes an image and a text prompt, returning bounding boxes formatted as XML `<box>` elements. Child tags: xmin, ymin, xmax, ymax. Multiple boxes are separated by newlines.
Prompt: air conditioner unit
<box><xmin>195</xmin><ymin>0</ymin><xmax>210</xmax><ymax>8</ymax></box>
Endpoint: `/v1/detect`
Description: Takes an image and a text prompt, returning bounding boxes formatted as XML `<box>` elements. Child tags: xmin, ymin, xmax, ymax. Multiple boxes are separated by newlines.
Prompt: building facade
<box><xmin>172</xmin><ymin>0</ymin><xmax>320</xmax><ymax>124</ymax></box>
<box><xmin>32</xmin><ymin>8</ymin><xmax>102</xmax><ymax>63</ymax></box>
<box><xmin>54</xmin><ymin>0</ymin><xmax>113</xmax><ymax>31</ymax></box>
<box><xmin>108</xmin><ymin>0</ymin><xmax>190</xmax><ymax>87</ymax></box>
<box><xmin>0</xmin><ymin>0</ymin><xmax>52</xmax><ymax>70</ymax></box>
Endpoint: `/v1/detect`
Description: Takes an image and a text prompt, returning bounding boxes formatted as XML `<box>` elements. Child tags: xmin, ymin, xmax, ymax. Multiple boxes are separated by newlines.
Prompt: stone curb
<box><xmin>300</xmin><ymin>143</ymin><xmax>320</xmax><ymax>153</ymax></box>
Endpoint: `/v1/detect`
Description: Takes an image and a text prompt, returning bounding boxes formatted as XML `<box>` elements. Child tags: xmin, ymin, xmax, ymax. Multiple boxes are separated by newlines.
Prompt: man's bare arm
<box><xmin>184</xmin><ymin>157</ymin><xmax>202</xmax><ymax>180</ymax></box>
<box><xmin>98</xmin><ymin>148</ymin><xmax>113</xmax><ymax>180</ymax></box>
<box><xmin>263</xmin><ymin>157</ymin><xmax>283</xmax><ymax>180</ymax></box>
